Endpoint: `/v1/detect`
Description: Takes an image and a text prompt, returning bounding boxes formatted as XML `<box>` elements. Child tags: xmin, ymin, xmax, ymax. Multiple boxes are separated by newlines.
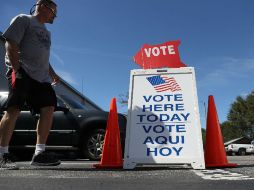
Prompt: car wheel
<box><xmin>226</xmin><ymin>151</ymin><xmax>232</xmax><ymax>156</ymax></box>
<box><xmin>82</xmin><ymin>129</ymin><xmax>105</xmax><ymax>161</ymax></box>
<box><xmin>238</xmin><ymin>148</ymin><xmax>246</xmax><ymax>156</ymax></box>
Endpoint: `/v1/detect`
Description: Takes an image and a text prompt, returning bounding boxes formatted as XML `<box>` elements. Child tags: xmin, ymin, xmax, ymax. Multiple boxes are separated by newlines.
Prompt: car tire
<box><xmin>226</xmin><ymin>151</ymin><xmax>232</xmax><ymax>156</ymax></box>
<box><xmin>238</xmin><ymin>148</ymin><xmax>246</xmax><ymax>156</ymax></box>
<box><xmin>82</xmin><ymin>128</ymin><xmax>106</xmax><ymax>161</ymax></box>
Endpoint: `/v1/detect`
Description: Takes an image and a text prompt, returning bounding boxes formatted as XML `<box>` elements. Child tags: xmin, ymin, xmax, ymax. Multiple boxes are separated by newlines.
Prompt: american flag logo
<box><xmin>146</xmin><ymin>75</ymin><xmax>181</xmax><ymax>92</ymax></box>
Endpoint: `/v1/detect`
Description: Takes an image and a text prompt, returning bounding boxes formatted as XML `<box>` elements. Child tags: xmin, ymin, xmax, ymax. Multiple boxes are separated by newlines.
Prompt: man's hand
<box><xmin>49</xmin><ymin>64</ymin><xmax>60</xmax><ymax>85</ymax></box>
<box><xmin>51</xmin><ymin>73</ymin><xmax>60</xmax><ymax>85</ymax></box>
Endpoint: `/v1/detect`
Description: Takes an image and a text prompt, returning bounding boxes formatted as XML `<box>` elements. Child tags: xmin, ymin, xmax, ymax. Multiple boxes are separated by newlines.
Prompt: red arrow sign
<box><xmin>133</xmin><ymin>40</ymin><xmax>186</xmax><ymax>69</ymax></box>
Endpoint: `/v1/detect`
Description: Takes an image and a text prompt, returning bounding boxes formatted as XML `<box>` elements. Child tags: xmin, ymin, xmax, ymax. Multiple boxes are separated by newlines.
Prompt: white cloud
<box><xmin>197</xmin><ymin>57</ymin><xmax>254</xmax><ymax>88</ymax></box>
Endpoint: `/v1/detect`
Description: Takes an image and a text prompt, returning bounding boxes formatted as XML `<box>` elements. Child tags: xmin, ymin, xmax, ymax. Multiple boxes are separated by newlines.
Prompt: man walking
<box><xmin>0</xmin><ymin>0</ymin><xmax>61</xmax><ymax>169</ymax></box>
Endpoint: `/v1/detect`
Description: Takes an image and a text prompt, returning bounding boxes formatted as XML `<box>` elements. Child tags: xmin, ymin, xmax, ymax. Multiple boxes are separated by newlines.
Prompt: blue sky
<box><xmin>1</xmin><ymin>0</ymin><xmax>254</xmax><ymax>128</ymax></box>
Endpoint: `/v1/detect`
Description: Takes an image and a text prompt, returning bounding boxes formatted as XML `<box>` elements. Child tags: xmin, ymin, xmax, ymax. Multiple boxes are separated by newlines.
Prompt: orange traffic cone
<box><xmin>94</xmin><ymin>98</ymin><xmax>123</xmax><ymax>169</ymax></box>
<box><xmin>204</xmin><ymin>95</ymin><xmax>237</xmax><ymax>168</ymax></box>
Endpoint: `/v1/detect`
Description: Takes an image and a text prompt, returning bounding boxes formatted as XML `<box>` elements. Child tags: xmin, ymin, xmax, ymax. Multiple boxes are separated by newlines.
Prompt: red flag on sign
<box><xmin>133</xmin><ymin>40</ymin><xmax>186</xmax><ymax>69</ymax></box>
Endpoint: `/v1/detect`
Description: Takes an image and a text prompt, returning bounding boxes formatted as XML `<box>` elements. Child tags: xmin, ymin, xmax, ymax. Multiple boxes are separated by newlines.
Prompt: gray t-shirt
<box><xmin>3</xmin><ymin>14</ymin><xmax>51</xmax><ymax>83</ymax></box>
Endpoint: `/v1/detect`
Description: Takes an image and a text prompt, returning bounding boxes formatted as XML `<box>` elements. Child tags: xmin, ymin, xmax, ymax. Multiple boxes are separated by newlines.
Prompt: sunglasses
<box><xmin>44</xmin><ymin>4</ymin><xmax>57</xmax><ymax>17</ymax></box>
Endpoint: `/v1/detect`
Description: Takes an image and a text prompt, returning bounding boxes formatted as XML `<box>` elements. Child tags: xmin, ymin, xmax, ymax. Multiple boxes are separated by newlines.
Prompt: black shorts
<box><xmin>4</xmin><ymin>67</ymin><xmax>57</xmax><ymax>115</ymax></box>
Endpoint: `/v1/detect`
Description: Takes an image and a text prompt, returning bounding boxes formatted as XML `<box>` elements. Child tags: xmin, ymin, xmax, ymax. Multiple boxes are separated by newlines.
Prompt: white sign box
<box><xmin>124</xmin><ymin>67</ymin><xmax>205</xmax><ymax>169</ymax></box>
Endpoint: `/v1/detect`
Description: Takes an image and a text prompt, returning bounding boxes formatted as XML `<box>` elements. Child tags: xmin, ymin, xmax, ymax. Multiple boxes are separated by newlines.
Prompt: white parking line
<box><xmin>193</xmin><ymin>169</ymin><xmax>254</xmax><ymax>180</ymax></box>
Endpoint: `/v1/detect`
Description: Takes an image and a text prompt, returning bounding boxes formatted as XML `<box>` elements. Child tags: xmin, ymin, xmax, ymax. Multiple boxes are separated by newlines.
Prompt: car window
<box><xmin>83</xmin><ymin>101</ymin><xmax>99</xmax><ymax>111</ymax></box>
<box><xmin>59</xmin><ymin>95</ymin><xmax>98</xmax><ymax>111</ymax></box>
<box><xmin>57</xmin><ymin>97</ymin><xmax>67</xmax><ymax>108</ymax></box>
<box><xmin>60</xmin><ymin>95</ymin><xmax>85</xmax><ymax>109</ymax></box>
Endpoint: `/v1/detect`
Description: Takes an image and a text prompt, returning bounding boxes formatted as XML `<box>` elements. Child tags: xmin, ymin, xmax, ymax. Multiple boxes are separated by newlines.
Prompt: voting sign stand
<box><xmin>123</xmin><ymin>67</ymin><xmax>205</xmax><ymax>169</ymax></box>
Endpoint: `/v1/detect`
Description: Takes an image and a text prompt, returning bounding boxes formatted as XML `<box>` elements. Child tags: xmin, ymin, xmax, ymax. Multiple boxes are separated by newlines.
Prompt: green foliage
<box><xmin>201</xmin><ymin>128</ymin><xmax>206</xmax><ymax>148</ymax></box>
<box><xmin>220</xmin><ymin>121</ymin><xmax>244</xmax><ymax>142</ymax></box>
<box><xmin>227</xmin><ymin>92</ymin><xmax>254</xmax><ymax>138</ymax></box>
<box><xmin>118</xmin><ymin>92</ymin><xmax>128</xmax><ymax>106</ymax></box>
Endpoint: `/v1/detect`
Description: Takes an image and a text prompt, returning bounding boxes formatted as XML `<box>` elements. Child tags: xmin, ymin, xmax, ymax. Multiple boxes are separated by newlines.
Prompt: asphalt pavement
<box><xmin>0</xmin><ymin>156</ymin><xmax>254</xmax><ymax>190</ymax></box>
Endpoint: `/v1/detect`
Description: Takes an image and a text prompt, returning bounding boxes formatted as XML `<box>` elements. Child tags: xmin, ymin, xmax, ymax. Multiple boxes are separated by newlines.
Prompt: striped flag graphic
<box><xmin>146</xmin><ymin>75</ymin><xmax>181</xmax><ymax>92</ymax></box>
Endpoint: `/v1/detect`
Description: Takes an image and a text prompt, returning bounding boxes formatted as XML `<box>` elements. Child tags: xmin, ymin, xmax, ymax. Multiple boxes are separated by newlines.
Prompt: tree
<box><xmin>118</xmin><ymin>92</ymin><xmax>128</xmax><ymax>106</ymax></box>
<box><xmin>201</xmin><ymin>128</ymin><xmax>206</xmax><ymax>148</ymax></box>
<box><xmin>220</xmin><ymin>121</ymin><xmax>244</xmax><ymax>142</ymax></box>
<box><xmin>226</xmin><ymin>91</ymin><xmax>254</xmax><ymax>138</ymax></box>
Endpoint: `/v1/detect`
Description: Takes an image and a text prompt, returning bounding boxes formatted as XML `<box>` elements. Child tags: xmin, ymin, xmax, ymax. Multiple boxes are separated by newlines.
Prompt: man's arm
<box><xmin>49</xmin><ymin>63</ymin><xmax>60</xmax><ymax>84</ymax></box>
<box><xmin>5</xmin><ymin>40</ymin><xmax>20</xmax><ymax>72</ymax></box>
